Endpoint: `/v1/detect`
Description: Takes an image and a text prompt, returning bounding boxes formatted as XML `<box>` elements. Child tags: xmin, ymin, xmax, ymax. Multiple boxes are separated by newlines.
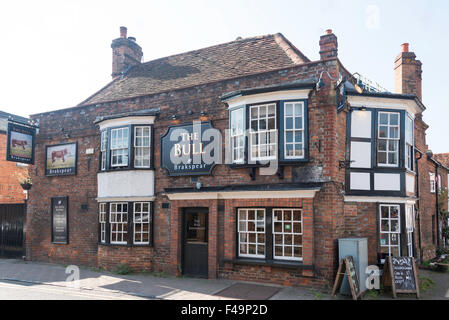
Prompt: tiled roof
<box><xmin>434</xmin><ymin>153</ymin><xmax>449</xmax><ymax>168</ymax></box>
<box><xmin>78</xmin><ymin>33</ymin><xmax>310</xmax><ymax>107</ymax></box>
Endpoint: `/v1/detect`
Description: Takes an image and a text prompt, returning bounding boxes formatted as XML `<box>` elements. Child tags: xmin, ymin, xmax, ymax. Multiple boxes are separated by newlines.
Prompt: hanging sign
<box><xmin>6</xmin><ymin>122</ymin><xmax>35</xmax><ymax>164</ymax></box>
<box><xmin>382</xmin><ymin>256</ymin><xmax>419</xmax><ymax>298</ymax></box>
<box><xmin>161</xmin><ymin>121</ymin><xmax>219</xmax><ymax>176</ymax></box>
<box><xmin>51</xmin><ymin>196</ymin><xmax>69</xmax><ymax>244</ymax></box>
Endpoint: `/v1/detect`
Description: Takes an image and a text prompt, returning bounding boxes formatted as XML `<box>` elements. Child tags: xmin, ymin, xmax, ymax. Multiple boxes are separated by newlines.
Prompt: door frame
<box><xmin>181</xmin><ymin>207</ymin><xmax>209</xmax><ymax>277</ymax></box>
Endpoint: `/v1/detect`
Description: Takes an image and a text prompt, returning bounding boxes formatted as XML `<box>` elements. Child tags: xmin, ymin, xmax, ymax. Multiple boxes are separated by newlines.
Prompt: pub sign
<box><xmin>161</xmin><ymin>121</ymin><xmax>219</xmax><ymax>176</ymax></box>
<box><xmin>6</xmin><ymin>122</ymin><xmax>35</xmax><ymax>165</ymax></box>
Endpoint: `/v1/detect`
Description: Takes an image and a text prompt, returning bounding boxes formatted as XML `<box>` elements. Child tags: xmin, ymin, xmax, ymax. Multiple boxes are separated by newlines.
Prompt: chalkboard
<box><xmin>51</xmin><ymin>196</ymin><xmax>69</xmax><ymax>244</ymax></box>
<box><xmin>332</xmin><ymin>256</ymin><xmax>362</xmax><ymax>300</ymax></box>
<box><xmin>382</xmin><ymin>256</ymin><xmax>419</xmax><ymax>298</ymax></box>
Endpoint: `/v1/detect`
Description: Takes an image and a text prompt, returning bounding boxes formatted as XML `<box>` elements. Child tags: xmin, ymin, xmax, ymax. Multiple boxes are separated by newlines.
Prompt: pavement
<box><xmin>0</xmin><ymin>258</ymin><xmax>447</xmax><ymax>300</ymax></box>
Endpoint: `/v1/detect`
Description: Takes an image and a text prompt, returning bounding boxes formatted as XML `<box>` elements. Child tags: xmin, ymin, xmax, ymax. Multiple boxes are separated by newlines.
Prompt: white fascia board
<box><xmin>347</xmin><ymin>96</ymin><xmax>421</xmax><ymax>116</ymax></box>
<box><xmin>165</xmin><ymin>189</ymin><xmax>319</xmax><ymax>200</ymax></box>
<box><xmin>344</xmin><ymin>195</ymin><xmax>418</xmax><ymax>205</ymax></box>
<box><xmin>226</xmin><ymin>89</ymin><xmax>311</xmax><ymax>109</ymax></box>
<box><xmin>96</xmin><ymin>196</ymin><xmax>156</xmax><ymax>202</ymax></box>
<box><xmin>99</xmin><ymin>116</ymin><xmax>156</xmax><ymax>130</ymax></box>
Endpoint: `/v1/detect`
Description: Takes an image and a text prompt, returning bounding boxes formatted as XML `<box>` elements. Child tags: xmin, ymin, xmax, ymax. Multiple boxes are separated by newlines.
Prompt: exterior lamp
<box><xmin>316</xmin><ymin>71</ymin><xmax>340</xmax><ymax>91</ymax></box>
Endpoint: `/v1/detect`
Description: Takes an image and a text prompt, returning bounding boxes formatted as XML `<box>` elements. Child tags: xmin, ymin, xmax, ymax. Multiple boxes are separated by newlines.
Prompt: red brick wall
<box><xmin>0</xmin><ymin>133</ymin><xmax>27</xmax><ymax>204</ymax></box>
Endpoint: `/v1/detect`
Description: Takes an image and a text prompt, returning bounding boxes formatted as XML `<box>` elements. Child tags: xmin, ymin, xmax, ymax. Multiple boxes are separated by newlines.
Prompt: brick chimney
<box><xmin>111</xmin><ymin>26</ymin><xmax>143</xmax><ymax>79</ymax></box>
<box><xmin>319</xmin><ymin>29</ymin><xmax>338</xmax><ymax>60</ymax></box>
<box><xmin>394</xmin><ymin>43</ymin><xmax>422</xmax><ymax>100</ymax></box>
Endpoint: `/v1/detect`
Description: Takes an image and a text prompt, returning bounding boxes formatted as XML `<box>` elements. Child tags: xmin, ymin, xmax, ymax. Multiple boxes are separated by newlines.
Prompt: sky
<box><xmin>0</xmin><ymin>0</ymin><xmax>448</xmax><ymax>152</ymax></box>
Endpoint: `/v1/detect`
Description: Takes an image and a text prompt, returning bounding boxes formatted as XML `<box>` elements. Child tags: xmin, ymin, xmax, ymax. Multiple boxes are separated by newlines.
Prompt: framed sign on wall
<box><xmin>6</xmin><ymin>122</ymin><xmax>35</xmax><ymax>165</ymax></box>
<box><xmin>51</xmin><ymin>196</ymin><xmax>69</xmax><ymax>244</ymax></box>
<box><xmin>45</xmin><ymin>142</ymin><xmax>77</xmax><ymax>176</ymax></box>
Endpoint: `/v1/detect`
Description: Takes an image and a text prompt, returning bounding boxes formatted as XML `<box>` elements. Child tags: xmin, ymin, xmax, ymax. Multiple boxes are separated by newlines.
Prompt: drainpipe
<box><xmin>415</xmin><ymin>150</ymin><xmax>423</xmax><ymax>262</ymax></box>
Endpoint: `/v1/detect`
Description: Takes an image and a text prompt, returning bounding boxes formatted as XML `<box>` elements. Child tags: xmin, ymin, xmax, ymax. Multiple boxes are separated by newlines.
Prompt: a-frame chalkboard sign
<box><xmin>332</xmin><ymin>256</ymin><xmax>362</xmax><ymax>300</ymax></box>
<box><xmin>382</xmin><ymin>256</ymin><xmax>419</xmax><ymax>299</ymax></box>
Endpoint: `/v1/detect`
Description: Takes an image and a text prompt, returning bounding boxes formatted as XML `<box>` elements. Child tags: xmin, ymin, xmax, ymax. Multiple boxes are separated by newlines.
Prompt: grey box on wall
<box><xmin>338</xmin><ymin>238</ymin><xmax>368</xmax><ymax>295</ymax></box>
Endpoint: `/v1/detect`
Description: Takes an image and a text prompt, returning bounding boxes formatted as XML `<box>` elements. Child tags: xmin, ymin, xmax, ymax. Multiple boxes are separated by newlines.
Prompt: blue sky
<box><xmin>0</xmin><ymin>0</ymin><xmax>448</xmax><ymax>152</ymax></box>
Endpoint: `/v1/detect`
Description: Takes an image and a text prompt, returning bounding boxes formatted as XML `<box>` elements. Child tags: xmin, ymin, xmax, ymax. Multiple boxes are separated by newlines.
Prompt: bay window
<box><xmin>237</xmin><ymin>207</ymin><xmax>303</xmax><ymax>262</ymax></box>
<box><xmin>377</xmin><ymin>112</ymin><xmax>400</xmax><ymax>167</ymax></box>
<box><xmin>99</xmin><ymin>125</ymin><xmax>152</xmax><ymax>171</ymax></box>
<box><xmin>99</xmin><ymin>201</ymin><xmax>153</xmax><ymax>246</ymax></box>
<box><xmin>228</xmin><ymin>100</ymin><xmax>308</xmax><ymax>165</ymax></box>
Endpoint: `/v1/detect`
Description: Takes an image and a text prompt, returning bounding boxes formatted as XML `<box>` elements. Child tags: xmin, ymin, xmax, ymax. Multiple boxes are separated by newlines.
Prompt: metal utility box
<box><xmin>338</xmin><ymin>238</ymin><xmax>368</xmax><ymax>295</ymax></box>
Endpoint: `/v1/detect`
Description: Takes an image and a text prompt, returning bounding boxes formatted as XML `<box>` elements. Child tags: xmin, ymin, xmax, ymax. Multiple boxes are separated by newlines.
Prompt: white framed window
<box><xmin>110</xmin><ymin>127</ymin><xmax>129</xmax><ymax>167</ymax></box>
<box><xmin>377</xmin><ymin>112</ymin><xmax>400</xmax><ymax>167</ymax></box>
<box><xmin>438</xmin><ymin>174</ymin><xmax>442</xmax><ymax>192</ymax></box>
<box><xmin>133</xmin><ymin>202</ymin><xmax>150</xmax><ymax>245</ymax></box>
<box><xmin>134</xmin><ymin>126</ymin><xmax>151</xmax><ymax>168</ymax></box>
<box><xmin>249</xmin><ymin>104</ymin><xmax>277</xmax><ymax>161</ymax></box>
<box><xmin>238</xmin><ymin>208</ymin><xmax>265</xmax><ymax>258</ymax></box>
<box><xmin>230</xmin><ymin>108</ymin><xmax>245</xmax><ymax>163</ymax></box>
<box><xmin>110</xmin><ymin>203</ymin><xmax>128</xmax><ymax>244</ymax></box>
<box><xmin>99</xmin><ymin>203</ymin><xmax>107</xmax><ymax>243</ymax></box>
<box><xmin>284</xmin><ymin>102</ymin><xmax>304</xmax><ymax>159</ymax></box>
<box><xmin>100</xmin><ymin>130</ymin><xmax>107</xmax><ymax>171</ymax></box>
<box><xmin>405</xmin><ymin>115</ymin><xmax>414</xmax><ymax>171</ymax></box>
<box><xmin>430</xmin><ymin>172</ymin><xmax>436</xmax><ymax>193</ymax></box>
<box><xmin>379</xmin><ymin>204</ymin><xmax>401</xmax><ymax>259</ymax></box>
<box><xmin>273</xmin><ymin>208</ymin><xmax>303</xmax><ymax>261</ymax></box>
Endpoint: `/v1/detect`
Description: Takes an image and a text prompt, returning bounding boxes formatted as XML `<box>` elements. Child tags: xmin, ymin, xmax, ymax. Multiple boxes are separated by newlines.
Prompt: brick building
<box><xmin>0</xmin><ymin>111</ymin><xmax>28</xmax><ymax>204</ymax></box>
<box><xmin>25</xmin><ymin>27</ymin><xmax>446</xmax><ymax>287</ymax></box>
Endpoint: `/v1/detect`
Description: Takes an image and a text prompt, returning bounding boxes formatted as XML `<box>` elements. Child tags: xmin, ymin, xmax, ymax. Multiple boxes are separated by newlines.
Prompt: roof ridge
<box><xmin>273</xmin><ymin>33</ymin><xmax>310</xmax><ymax>64</ymax></box>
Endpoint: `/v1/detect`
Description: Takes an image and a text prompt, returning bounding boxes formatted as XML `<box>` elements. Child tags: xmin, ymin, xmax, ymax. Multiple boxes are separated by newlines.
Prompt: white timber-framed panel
<box><xmin>374</xmin><ymin>173</ymin><xmax>401</xmax><ymax>191</ymax></box>
<box><xmin>351</xmin><ymin>110</ymin><xmax>372</xmax><ymax>138</ymax></box>
<box><xmin>350</xmin><ymin>141</ymin><xmax>372</xmax><ymax>168</ymax></box>
<box><xmin>350</xmin><ymin>172</ymin><xmax>371</xmax><ymax>190</ymax></box>
<box><xmin>226</xmin><ymin>89</ymin><xmax>312</xmax><ymax>110</ymax></box>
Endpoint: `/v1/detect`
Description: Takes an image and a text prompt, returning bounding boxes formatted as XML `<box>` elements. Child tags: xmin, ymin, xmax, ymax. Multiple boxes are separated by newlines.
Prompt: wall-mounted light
<box><xmin>316</xmin><ymin>71</ymin><xmax>340</xmax><ymax>91</ymax></box>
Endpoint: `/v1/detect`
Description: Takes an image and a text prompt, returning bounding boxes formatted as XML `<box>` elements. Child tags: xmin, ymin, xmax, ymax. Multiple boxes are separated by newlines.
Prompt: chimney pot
<box><xmin>401</xmin><ymin>43</ymin><xmax>409</xmax><ymax>52</ymax></box>
<box><xmin>120</xmin><ymin>26</ymin><xmax>127</xmax><ymax>38</ymax></box>
<box><xmin>326</xmin><ymin>29</ymin><xmax>333</xmax><ymax>35</ymax></box>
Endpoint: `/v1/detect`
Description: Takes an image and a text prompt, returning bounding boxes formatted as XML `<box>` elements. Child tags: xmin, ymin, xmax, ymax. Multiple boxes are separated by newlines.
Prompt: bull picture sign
<box><xmin>6</xmin><ymin>122</ymin><xmax>35</xmax><ymax>164</ymax></box>
<box><xmin>45</xmin><ymin>142</ymin><xmax>77</xmax><ymax>176</ymax></box>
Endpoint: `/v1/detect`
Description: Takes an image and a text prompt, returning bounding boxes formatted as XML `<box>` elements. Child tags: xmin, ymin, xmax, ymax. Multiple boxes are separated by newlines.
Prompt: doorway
<box><xmin>182</xmin><ymin>208</ymin><xmax>208</xmax><ymax>277</ymax></box>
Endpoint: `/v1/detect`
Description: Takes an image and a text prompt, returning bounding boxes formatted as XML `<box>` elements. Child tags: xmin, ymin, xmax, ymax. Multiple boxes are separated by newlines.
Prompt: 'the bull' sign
<box><xmin>161</xmin><ymin>121</ymin><xmax>220</xmax><ymax>176</ymax></box>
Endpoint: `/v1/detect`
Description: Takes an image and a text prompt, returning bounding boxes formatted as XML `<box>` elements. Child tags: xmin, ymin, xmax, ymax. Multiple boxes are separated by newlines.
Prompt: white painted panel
<box><xmin>406</xmin><ymin>173</ymin><xmax>415</xmax><ymax>193</ymax></box>
<box><xmin>350</xmin><ymin>141</ymin><xmax>371</xmax><ymax>168</ymax></box>
<box><xmin>97</xmin><ymin>170</ymin><xmax>154</xmax><ymax>198</ymax></box>
<box><xmin>374</xmin><ymin>173</ymin><xmax>401</xmax><ymax>191</ymax></box>
<box><xmin>350</xmin><ymin>172</ymin><xmax>371</xmax><ymax>190</ymax></box>
<box><xmin>351</xmin><ymin>110</ymin><xmax>372</xmax><ymax>138</ymax></box>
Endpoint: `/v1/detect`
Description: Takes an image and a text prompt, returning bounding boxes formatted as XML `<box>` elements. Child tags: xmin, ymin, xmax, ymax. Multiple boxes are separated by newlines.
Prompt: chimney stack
<box><xmin>111</xmin><ymin>26</ymin><xmax>143</xmax><ymax>79</ymax></box>
<box><xmin>394</xmin><ymin>43</ymin><xmax>422</xmax><ymax>100</ymax></box>
<box><xmin>319</xmin><ymin>29</ymin><xmax>338</xmax><ymax>60</ymax></box>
